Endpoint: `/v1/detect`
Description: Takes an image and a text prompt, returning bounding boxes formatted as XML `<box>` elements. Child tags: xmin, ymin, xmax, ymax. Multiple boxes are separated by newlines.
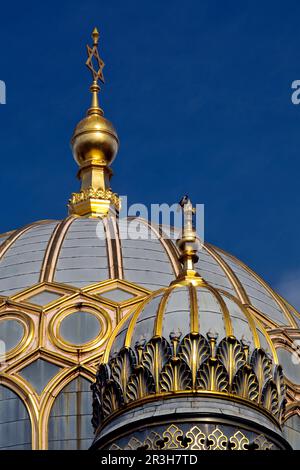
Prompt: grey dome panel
<box><xmin>195</xmin><ymin>248</ymin><xmax>235</xmax><ymax>294</ymax></box>
<box><xmin>119</xmin><ymin>219</ymin><xmax>174</xmax><ymax>290</ymax></box>
<box><xmin>162</xmin><ymin>286</ymin><xmax>190</xmax><ymax>339</ymax></box>
<box><xmin>215</xmin><ymin>249</ymin><xmax>287</xmax><ymax>325</ymax></box>
<box><xmin>54</xmin><ymin>219</ymin><xmax>109</xmax><ymax>287</ymax></box>
<box><xmin>130</xmin><ymin>293</ymin><xmax>164</xmax><ymax>348</ymax></box>
<box><xmin>197</xmin><ymin>288</ymin><xmax>226</xmax><ymax>339</ymax></box>
<box><xmin>59</xmin><ymin>311</ymin><xmax>101</xmax><ymax>345</ymax></box>
<box><xmin>221</xmin><ymin>294</ymin><xmax>253</xmax><ymax>346</ymax></box>
<box><xmin>26</xmin><ymin>290</ymin><xmax>63</xmax><ymax>306</ymax></box>
<box><xmin>0</xmin><ymin>222</ymin><xmax>58</xmax><ymax>296</ymax></box>
<box><xmin>112</xmin><ymin>315</ymin><xmax>132</xmax><ymax>354</ymax></box>
<box><xmin>0</xmin><ymin>319</ymin><xmax>24</xmax><ymax>353</ymax></box>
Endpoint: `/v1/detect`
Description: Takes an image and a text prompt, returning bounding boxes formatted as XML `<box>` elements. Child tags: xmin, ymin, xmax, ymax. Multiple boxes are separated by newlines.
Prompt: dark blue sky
<box><xmin>0</xmin><ymin>0</ymin><xmax>299</xmax><ymax>307</ymax></box>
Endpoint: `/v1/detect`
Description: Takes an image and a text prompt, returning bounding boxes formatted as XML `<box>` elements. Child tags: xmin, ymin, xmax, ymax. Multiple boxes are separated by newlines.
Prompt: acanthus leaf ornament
<box><xmin>92</xmin><ymin>333</ymin><xmax>287</xmax><ymax>429</ymax></box>
<box><xmin>232</xmin><ymin>364</ymin><xmax>259</xmax><ymax>402</ymax></box>
<box><xmin>102</xmin><ymin>380</ymin><xmax>123</xmax><ymax>419</ymax></box>
<box><xmin>159</xmin><ymin>359</ymin><xmax>192</xmax><ymax>393</ymax></box>
<box><xmin>178</xmin><ymin>333</ymin><xmax>210</xmax><ymax>382</ymax></box>
<box><xmin>110</xmin><ymin>347</ymin><xmax>136</xmax><ymax>398</ymax></box>
<box><xmin>197</xmin><ymin>358</ymin><xmax>229</xmax><ymax>392</ymax></box>
<box><xmin>217</xmin><ymin>336</ymin><xmax>246</xmax><ymax>385</ymax></box>
<box><xmin>250</xmin><ymin>349</ymin><xmax>273</xmax><ymax>400</ymax></box>
<box><xmin>141</xmin><ymin>336</ymin><xmax>171</xmax><ymax>390</ymax></box>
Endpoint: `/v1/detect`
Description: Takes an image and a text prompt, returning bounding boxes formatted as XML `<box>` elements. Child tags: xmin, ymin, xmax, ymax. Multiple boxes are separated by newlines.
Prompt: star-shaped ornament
<box><xmin>86</xmin><ymin>44</ymin><xmax>105</xmax><ymax>83</ymax></box>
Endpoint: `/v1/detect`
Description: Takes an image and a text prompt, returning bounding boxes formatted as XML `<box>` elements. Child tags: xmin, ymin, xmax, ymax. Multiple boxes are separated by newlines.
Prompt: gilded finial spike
<box><xmin>86</xmin><ymin>27</ymin><xmax>105</xmax><ymax>85</ymax></box>
<box><xmin>92</xmin><ymin>27</ymin><xmax>99</xmax><ymax>45</ymax></box>
<box><xmin>85</xmin><ymin>27</ymin><xmax>105</xmax><ymax>116</ymax></box>
<box><xmin>170</xmin><ymin>196</ymin><xmax>206</xmax><ymax>286</ymax></box>
<box><xmin>69</xmin><ymin>27</ymin><xmax>120</xmax><ymax>218</ymax></box>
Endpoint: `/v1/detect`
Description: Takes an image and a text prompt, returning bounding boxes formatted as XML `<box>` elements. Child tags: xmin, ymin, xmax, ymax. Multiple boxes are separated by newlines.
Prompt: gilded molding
<box><xmin>68</xmin><ymin>187</ymin><xmax>120</xmax><ymax>216</ymax></box>
<box><xmin>40</xmin><ymin>216</ymin><xmax>77</xmax><ymax>282</ymax></box>
<box><xmin>0</xmin><ymin>311</ymin><xmax>34</xmax><ymax>362</ymax></box>
<box><xmin>204</xmin><ymin>243</ymin><xmax>250</xmax><ymax>304</ymax></box>
<box><xmin>49</xmin><ymin>302</ymin><xmax>112</xmax><ymax>353</ymax></box>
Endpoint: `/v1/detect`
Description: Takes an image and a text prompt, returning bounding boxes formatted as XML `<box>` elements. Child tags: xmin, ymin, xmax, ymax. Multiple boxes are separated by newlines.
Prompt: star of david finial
<box><xmin>86</xmin><ymin>27</ymin><xmax>105</xmax><ymax>84</ymax></box>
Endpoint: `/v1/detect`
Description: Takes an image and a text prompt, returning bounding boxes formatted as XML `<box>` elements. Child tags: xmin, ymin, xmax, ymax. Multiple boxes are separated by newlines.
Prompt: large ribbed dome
<box><xmin>1</xmin><ymin>216</ymin><xmax>300</xmax><ymax>450</ymax></box>
<box><xmin>0</xmin><ymin>217</ymin><xmax>298</xmax><ymax>329</ymax></box>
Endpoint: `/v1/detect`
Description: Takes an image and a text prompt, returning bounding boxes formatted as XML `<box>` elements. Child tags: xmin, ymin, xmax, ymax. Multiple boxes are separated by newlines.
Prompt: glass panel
<box><xmin>26</xmin><ymin>291</ymin><xmax>62</xmax><ymax>306</ymax></box>
<box><xmin>60</xmin><ymin>312</ymin><xmax>101</xmax><ymax>345</ymax></box>
<box><xmin>48</xmin><ymin>377</ymin><xmax>93</xmax><ymax>450</ymax></box>
<box><xmin>0</xmin><ymin>385</ymin><xmax>31</xmax><ymax>449</ymax></box>
<box><xmin>100</xmin><ymin>288</ymin><xmax>134</xmax><ymax>302</ymax></box>
<box><xmin>19</xmin><ymin>359</ymin><xmax>61</xmax><ymax>394</ymax></box>
<box><xmin>0</xmin><ymin>319</ymin><xmax>24</xmax><ymax>353</ymax></box>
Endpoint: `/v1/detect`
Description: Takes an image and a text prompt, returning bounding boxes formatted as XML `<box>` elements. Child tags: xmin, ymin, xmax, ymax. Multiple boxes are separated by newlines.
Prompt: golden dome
<box><xmin>71</xmin><ymin>111</ymin><xmax>119</xmax><ymax>168</ymax></box>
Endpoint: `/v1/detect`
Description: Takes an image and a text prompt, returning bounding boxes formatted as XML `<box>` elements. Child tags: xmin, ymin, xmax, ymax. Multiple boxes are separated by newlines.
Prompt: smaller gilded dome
<box><xmin>92</xmin><ymin>282</ymin><xmax>286</xmax><ymax>436</ymax></box>
<box><xmin>106</xmin><ymin>283</ymin><xmax>276</xmax><ymax>360</ymax></box>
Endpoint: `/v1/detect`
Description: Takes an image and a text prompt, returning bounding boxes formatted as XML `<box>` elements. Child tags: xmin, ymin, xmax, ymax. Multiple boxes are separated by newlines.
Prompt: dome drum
<box><xmin>91</xmin><ymin>398</ymin><xmax>290</xmax><ymax>450</ymax></box>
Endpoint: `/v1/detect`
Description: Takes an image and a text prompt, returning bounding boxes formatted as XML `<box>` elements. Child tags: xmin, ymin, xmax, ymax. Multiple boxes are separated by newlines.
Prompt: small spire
<box><xmin>69</xmin><ymin>28</ymin><xmax>120</xmax><ymax>218</ymax></box>
<box><xmin>172</xmin><ymin>196</ymin><xmax>206</xmax><ymax>286</ymax></box>
<box><xmin>85</xmin><ymin>27</ymin><xmax>105</xmax><ymax>116</ymax></box>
